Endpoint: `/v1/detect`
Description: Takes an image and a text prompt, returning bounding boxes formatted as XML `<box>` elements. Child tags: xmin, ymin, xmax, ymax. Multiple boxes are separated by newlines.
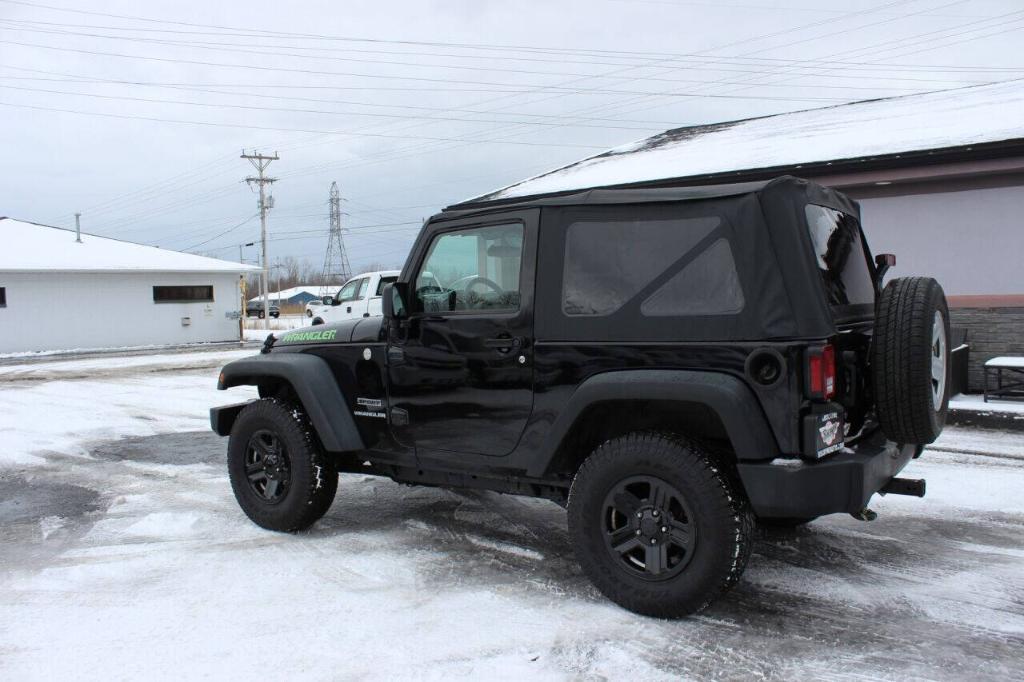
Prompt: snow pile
<box><xmin>470</xmin><ymin>80</ymin><xmax>1024</xmax><ymax>202</ymax></box>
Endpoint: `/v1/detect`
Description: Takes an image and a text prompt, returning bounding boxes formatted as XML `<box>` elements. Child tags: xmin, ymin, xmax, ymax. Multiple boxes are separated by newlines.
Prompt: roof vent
<box><xmin>74</xmin><ymin>212</ymin><xmax>83</xmax><ymax>243</ymax></box>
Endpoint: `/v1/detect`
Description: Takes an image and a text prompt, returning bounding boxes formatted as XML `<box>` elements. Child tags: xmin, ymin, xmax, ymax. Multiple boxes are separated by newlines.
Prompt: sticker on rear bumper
<box><xmin>816</xmin><ymin>411</ymin><xmax>844</xmax><ymax>456</ymax></box>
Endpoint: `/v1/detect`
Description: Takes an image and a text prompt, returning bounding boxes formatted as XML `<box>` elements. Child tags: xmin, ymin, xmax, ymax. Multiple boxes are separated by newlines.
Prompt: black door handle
<box><xmin>484</xmin><ymin>336</ymin><xmax>523</xmax><ymax>352</ymax></box>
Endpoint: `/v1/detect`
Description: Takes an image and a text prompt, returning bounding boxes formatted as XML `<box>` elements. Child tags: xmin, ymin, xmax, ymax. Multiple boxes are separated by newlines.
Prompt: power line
<box><xmin>0</xmin><ymin>21</ymin><xmax>995</xmax><ymax>88</ymax></box>
<box><xmin>181</xmin><ymin>213</ymin><xmax>258</xmax><ymax>250</ymax></box>
<box><xmin>0</xmin><ymin>100</ymin><xmax>614</xmax><ymax>148</ymax></box>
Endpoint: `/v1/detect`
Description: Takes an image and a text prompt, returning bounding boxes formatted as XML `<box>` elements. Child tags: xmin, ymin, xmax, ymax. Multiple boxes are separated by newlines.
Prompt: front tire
<box><xmin>568</xmin><ymin>433</ymin><xmax>753</xmax><ymax>618</ymax></box>
<box><xmin>306</xmin><ymin>309</ymin><xmax>313</xmax><ymax>318</ymax></box>
<box><xmin>227</xmin><ymin>398</ymin><xmax>338</xmax><ymax>532</ymax></box>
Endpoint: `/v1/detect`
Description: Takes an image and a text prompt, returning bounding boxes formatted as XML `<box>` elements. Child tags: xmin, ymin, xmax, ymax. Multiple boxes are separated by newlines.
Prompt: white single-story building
<box><xmin>0</xmin><ymin>217</ymin><xmax>259</xmax><ymax>355</ymax></box>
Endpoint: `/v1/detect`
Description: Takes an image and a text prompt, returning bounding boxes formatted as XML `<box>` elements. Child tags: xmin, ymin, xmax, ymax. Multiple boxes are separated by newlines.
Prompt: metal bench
<box><xmin>984</xmin><ymin>356</ymin><xmax>1024</xmax><ymax>402</ymax></box>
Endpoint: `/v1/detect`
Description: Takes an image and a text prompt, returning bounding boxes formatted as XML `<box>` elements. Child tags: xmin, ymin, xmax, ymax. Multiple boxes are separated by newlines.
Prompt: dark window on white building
<box><xmin>0</xmin><ymin>287</ymin><xmax>6</xmax><ymax>307</ymax></box>
<box><xmin>153</xmin><ymin>285</ymin><xmax>214</xmax><ymax>303</ymax></box>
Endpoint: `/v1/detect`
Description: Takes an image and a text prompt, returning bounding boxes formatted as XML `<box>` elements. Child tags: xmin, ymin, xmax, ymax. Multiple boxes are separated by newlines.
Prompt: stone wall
<box><xmin>949</xmin><ymin>307</ymin><xmax>1024</xmax><ymax>393</ymax></box>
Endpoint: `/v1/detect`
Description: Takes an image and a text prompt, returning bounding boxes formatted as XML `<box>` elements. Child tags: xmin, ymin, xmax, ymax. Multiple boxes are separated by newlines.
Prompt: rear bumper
<box><xmin>737</xmin><ymin>432</ymin><xmax>919</xmax><ymax>519</ymax></box>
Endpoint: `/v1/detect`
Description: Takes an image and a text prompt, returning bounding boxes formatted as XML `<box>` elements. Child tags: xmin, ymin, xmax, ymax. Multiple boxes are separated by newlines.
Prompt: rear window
<box><xmin>376</xmin><ymin>276</ymin><xmax>397</xmax><ymax>296</ymax></box>
<box><xmin>805</xmin><ymin>205</ymin><xmax>875</xmax><ymax>319</ymax></box>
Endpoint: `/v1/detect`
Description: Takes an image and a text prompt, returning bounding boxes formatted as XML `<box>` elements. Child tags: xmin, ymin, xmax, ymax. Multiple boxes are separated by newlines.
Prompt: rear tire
<box><xmin>872</xmin><ymin>277</ymin><xmax>950</xmax><ymax>444</ymax></box>
<box><xmin>258</xmin><ymin>311</ymin><xmax>266</xmax><ymax>319</ymax></box>
<box><xmin>306</xmin><ymin>309</ymin><xmax>313</xmax><ymax>318</ymax></box>
<box><xmin>227</xmin><ymin>398</ymin><xmax>338</xmax><ymax>532</ymax></box>
<box><xmin>568</xmin><ymin>433</ymin><xmax>753</xmax><ymax>618</ymax></box>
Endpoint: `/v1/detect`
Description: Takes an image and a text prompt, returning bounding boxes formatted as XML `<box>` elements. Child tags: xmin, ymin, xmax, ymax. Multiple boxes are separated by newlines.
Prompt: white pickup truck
<box><xmin>310</xmin><ymin>270</ymin><xmax>400</xmax><ymax>325</ymax></box>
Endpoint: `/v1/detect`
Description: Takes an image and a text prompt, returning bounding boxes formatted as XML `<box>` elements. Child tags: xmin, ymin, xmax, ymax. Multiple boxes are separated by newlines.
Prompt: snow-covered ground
<box><xmin>951</xmin><ymin>392</ymin><xmax>1024</xmax><ymax>417</ymax></box>
<box><xmin>2</xmin><ymin>352</ymin><xmax>1023</xmax><ymax>680</ymax></box>
<box><xmin>242</xmin><ymin>313</ymin><xmax>307</xmax><ymax>341</ymax></box>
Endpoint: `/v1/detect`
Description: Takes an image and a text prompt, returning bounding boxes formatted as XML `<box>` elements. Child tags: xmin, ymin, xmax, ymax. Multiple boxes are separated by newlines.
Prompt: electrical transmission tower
<box><xmin>321</xmin><ymin>181</ymin><xmax>351</xmax><ymax>294</ymax></box>
<box><xmin>241</xmin><ymin>150</ymin><xmax>278</xmax><ymax>330</ymax></box>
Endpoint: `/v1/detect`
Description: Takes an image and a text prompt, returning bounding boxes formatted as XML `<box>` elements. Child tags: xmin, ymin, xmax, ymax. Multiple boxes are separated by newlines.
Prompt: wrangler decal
<box><xmin>279</xmin><ymin>329</ymin><xmax>338</xmax><ymax>344</ymax></box>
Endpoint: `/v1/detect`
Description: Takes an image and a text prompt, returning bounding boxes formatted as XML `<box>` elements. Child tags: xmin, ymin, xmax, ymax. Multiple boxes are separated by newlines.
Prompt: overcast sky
<box><xmin>1</xmin><ymin>0</ymin><xmax>1021</xmax><ymax>274</ymax></box>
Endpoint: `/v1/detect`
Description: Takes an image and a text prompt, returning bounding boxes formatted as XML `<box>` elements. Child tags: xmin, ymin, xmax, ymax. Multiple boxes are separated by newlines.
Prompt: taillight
<box><xmin>807</xmin><ymin>344</ymin><xmax>836</xmax><ymax>400</ymax></box>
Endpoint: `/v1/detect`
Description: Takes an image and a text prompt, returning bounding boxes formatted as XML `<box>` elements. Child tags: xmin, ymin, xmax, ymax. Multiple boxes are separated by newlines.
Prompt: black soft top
<box><xmin>428</xmin><ymin>176</ymin><xmax>867</xmax><ymax>341</ymax></box>
<box><xmin>442</xmin><ymin>176</ymin><xmax>856</xmax><ymax>217</ymax></box>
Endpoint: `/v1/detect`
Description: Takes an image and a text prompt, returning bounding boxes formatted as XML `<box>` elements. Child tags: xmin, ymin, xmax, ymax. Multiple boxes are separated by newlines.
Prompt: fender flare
<box><xmin>528</xmin><ymin>369</ymin><xmax>780</xmax><ymax>477</ymax></box>
<box><xmin>214</xmin><ymin>353</ymin><xmax>365</xmax><ymax>453</ymax></box>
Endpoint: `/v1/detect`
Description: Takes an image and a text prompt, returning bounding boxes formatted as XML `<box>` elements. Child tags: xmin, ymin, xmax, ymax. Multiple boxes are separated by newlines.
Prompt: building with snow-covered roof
<box><xmin>464</xmin><ymin>80</ymin><xmax>1024</xmax><ymax>391</ymax></box>
<box><xmin>0</xmin><ymin>217</ymin><xmax>259</xmax><ymax>355</ymax></box>
<box><xmin>249</xmin><ymin>285</ymin><xmax>336</xmax><ymax>307</ymax></box>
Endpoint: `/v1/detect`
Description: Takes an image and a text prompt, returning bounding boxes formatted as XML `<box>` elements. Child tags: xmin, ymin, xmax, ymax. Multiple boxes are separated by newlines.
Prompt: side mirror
<box><xmin>874</xmin><ymin>253</ymin><xmax>896</xmax><ymax>283</ymax></box>
<box><xmin>322</xmin><ymin>296</ymin><xmax>334</xmax><ymax>306</ymax></box>
<box><xmin>382</xmin><ymin>282</ymin><xmax>408</xmax><ymax>319</ymax></box>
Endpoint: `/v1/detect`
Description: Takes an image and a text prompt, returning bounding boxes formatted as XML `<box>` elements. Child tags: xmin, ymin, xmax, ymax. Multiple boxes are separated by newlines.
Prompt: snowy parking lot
<box><xmin>2</xmin><ymin>350</ymin><xmax>1023</xmax><ymax>680</ymax></box>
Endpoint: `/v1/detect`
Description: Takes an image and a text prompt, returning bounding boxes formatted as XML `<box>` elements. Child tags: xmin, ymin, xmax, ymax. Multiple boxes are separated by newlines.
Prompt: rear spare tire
<box><xmin>871</xmin><ymin>276</ymin><xmax>950</xmax><ymax>444</ymax></box>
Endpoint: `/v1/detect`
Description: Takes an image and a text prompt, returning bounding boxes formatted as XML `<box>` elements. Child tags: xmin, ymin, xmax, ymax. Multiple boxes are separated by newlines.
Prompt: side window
<box><xmin>376</xmin><ymin>276</ymin><xmax>398</xmax><ymax>296</ymax></box>
<box><xmin>563</xmin><ymin>216</ymin><xmax>720</xmax><ymax>316</ymax></box>
<box><xmin>152</xmin><ymin>285</ymin><xmax>214</xmax><ymax>303</ymax></box>
<box><xmin>414</xmin><ymin>223</ymin><xmax>523</xmax><ymax>313</ymax></box>
<box><xmin>641</xmin><ymin>239</ymin><xmax>744</xmax><ymax>316</ymax></box>
<box><xmin>356</xmin><ymin>278</ymin><xmax>369</xmax><ymax>299</ymax></box>
<box><xmin>336</xmin><ymin>278</ymin><xmax>360</xmax><ymax>302</ymax></box>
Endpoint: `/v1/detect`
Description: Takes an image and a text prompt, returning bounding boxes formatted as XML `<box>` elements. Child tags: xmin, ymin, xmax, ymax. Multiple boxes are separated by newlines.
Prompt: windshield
<box><xmin>805</xmin><ymin>204</ymin><xmax>875</xmax><ymax>321</ymax></box>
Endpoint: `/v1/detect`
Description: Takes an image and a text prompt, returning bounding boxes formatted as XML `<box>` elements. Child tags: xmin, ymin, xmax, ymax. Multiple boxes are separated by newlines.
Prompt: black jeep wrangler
<box><xmin>211</xmin><ymin>176</ymin><xmax>949</xmax><ymax>618</ymax></box>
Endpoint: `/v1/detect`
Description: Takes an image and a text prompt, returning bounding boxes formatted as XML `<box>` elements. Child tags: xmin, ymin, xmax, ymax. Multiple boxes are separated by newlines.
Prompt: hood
<box><xmin>274</xmin><ymin>317</ymin><xmax>384</xmax><ymax>347</ymax></box>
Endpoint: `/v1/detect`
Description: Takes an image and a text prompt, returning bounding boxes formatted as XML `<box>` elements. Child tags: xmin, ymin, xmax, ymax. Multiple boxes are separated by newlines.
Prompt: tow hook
<box><xmin>880</xmin><ymin>477</ymin><xmax>926</xmax><ymax>498</ymax></box>
<box><xmin>851</xmin><ymin>508</ymin><xmax>878</xmax><ymax>521</ymax></box>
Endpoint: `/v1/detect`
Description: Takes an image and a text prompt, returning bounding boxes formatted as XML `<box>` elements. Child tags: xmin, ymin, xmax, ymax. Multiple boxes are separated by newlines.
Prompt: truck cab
<box><xmin>311</xmin><ymin>270</ymin><xmax>400</xmax><ymax>325</ymax></box>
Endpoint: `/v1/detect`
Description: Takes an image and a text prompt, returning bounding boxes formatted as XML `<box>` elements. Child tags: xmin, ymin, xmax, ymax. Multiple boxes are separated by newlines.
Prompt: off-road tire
<box><xmin>228</xmin><ymin>398</ymin><xmax>338</xmax><ymax>532</ymax></box>
<box><xmin>872</xmin><ymin>277</ymin><xmax>950</xmax><ymax>444</ymax></box>
<box><xmin>568</xmin><ymin>432</ymin><xmax>754</xmax><ymax>618</ymax></box>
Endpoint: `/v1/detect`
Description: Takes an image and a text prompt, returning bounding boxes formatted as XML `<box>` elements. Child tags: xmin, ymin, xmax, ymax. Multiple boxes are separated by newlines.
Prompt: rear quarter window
<box><xmin>562</xmin><ymin>216</ymin><xmax>726</xmax><ymax>317</ymax></box>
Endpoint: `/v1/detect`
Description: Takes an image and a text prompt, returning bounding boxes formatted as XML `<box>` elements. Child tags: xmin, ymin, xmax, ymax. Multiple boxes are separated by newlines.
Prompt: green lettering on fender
<box><xmin>278</xmin><ymin>329</ymin><xmax>338</xmax><ymax>344</ymax></box>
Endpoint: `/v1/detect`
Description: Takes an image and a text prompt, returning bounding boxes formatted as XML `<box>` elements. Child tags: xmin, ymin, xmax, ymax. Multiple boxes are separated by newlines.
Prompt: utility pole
<box><xmin>241</xmin><ymin>150</ymin><xmax>278</xmax><ymax>330</ymax></box>
<box><xmin>321</xmin><ymin>181</ymin><xmax>351</xmax><ymax>295</ymax></box>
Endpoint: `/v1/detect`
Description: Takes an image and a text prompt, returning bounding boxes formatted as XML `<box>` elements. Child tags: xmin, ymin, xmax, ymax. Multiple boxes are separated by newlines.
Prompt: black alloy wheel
<box><xmin>601</xmin><ymin>475</ymin><xmax>696</xmax><ymax>580</ymax></box>
<box><xmin>244</xmin><ymin>429</ymin><xmax>291</xmax><ymax>503</ymax></box>
<box><xmin>227</xmin><ymin>398</ymin><xmax>338</xmax><ymax>532</ymax></box>
<box><xmin>568</xmin><ymin>432</ymin><xmax>753</xmax><ymax>617</ymax></box>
